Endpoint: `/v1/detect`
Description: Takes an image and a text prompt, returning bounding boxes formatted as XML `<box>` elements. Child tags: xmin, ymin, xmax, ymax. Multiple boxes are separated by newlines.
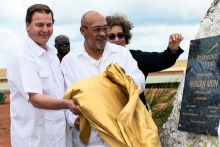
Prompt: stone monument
<box><xmin>160</xmin><ymin>0</ymin><xmax>220</xmax><ymax>146</ymax></box>
<box><xmin>178</xmin><ymin>35</ymin><xmax>220</xmax><ymax>136</ymax></box>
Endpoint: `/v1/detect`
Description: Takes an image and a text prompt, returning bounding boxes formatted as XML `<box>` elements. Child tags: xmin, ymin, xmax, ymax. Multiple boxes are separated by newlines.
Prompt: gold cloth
<box><xmin>63</xmin><ymin>63</ymin><xmax>161</xmax><ymax>147</ymax></box>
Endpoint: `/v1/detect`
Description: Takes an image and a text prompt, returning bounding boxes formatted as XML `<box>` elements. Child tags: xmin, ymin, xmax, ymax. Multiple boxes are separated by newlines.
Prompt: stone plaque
<box><xmin>178</xmin><ymin>35</ymin><xmax>220</xmax><ymax>136</ymax></box>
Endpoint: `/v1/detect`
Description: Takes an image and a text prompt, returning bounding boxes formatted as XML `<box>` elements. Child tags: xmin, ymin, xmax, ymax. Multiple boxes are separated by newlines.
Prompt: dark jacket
<box><xmin>129</xmin><ymin>47</ymin><xmax>184</xmax><ymax>105</ymax></box>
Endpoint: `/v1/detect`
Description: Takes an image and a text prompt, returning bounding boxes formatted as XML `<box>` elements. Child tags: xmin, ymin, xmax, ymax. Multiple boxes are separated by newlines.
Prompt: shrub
<box><xmin>0</xmin><ymin>92</ymin><xmax>6</xmax><ymax>104</ymax></box>
<box><xmin>145</xmin><ymin>78</ymin><xmax>180</xmax><ymax>132</ymax></box>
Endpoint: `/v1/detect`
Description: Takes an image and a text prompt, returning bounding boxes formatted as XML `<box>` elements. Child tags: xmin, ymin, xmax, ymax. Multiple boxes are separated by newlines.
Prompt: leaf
<box><xmin>144</xmin><ymin>77</ymin><xmax>179</xmax><ymax>132</ymax></box>
<box><xmin>206</xmin><ymin>132</ymin><xmax>218</xmax><ymax>147</ymax></box>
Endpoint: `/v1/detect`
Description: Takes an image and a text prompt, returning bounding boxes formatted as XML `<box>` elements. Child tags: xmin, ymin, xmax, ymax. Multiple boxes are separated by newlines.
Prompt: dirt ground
<box><xmin>0</xmin><ymin>92</ymin><xmax>11</xmax><ymax>147</ymax></box>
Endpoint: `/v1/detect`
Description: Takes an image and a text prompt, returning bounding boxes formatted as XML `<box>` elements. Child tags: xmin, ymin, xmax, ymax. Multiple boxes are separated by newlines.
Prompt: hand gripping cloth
<box><xmin>63</xmin><ymin>63</ymin><xmax>161</xmax><ymax>147</ymax></box>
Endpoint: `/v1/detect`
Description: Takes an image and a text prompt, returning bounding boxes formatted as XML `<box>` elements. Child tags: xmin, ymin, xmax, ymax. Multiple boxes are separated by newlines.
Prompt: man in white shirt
<box><xmin>7</xmin><ymin>4</ymin><xmax>80</xmax><ymax>147</ymax></box>
<box><xmin>61</xmin><ymin>10</ymin><xmax>145</xmax><ymax>147</ymax></box>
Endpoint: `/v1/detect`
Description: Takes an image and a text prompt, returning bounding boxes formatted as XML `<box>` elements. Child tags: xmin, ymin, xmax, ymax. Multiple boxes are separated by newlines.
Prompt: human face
<box><xmin>26</xmin><ymin>12</ymin><xmax>53</xmax><ymax>49</ymax></box>
<box><xmin>81</xmin><ymin>14</ymin><xmax>108</xmax><ymax>50</ymax></box>
<box><xmin>55</xmin><ymin>37</ymin><xmax>70</xmax><ymax>55</ymax></box>
<box><xmin>107</xmin><ymin>25</ymin><xmax>126</xmax><ymax>46</ymax></box>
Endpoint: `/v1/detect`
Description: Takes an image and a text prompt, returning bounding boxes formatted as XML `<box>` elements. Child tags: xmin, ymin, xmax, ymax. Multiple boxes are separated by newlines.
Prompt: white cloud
<box><xmin>127</xmin><ymin>24</ymin><xmax>201</xmax><ymax>59</ymax></box>
<box><xmin>0</xmin><ymin>0</ymin><xmax>214</xmax><ymax>68</ymax></box>
<box><xmin>0</xmin><ymin>27</ymin><xmax>26</xmax><ymax>51</ymax></box>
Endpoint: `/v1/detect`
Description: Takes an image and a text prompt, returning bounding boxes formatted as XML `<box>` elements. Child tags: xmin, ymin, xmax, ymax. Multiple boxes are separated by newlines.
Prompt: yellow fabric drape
<box><xmin>63</xmin><ymin>63</ymin><xmax>161</xmax><ymax>147</ymax></box>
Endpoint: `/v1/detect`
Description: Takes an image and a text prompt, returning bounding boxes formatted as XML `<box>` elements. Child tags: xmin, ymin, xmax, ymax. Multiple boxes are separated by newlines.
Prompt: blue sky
<box><xmin>0</xmin><ymin>0</ymin><xmax>214</xmax><ymax>69</ymax></box>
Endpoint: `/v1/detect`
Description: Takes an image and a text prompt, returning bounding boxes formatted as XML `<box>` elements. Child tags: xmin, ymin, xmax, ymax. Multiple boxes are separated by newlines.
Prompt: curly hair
<box><xmin>105</xmin><ymin>12</ymin><xmax>134</xmax><ymax>45</ymax></box>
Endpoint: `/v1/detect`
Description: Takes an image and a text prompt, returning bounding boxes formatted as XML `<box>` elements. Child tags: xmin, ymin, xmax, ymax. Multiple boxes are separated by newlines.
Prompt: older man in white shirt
<box><xmin>61</xmin><ymin>10</ymin><xmax>145</xmax><ymax>147</ymax></box>
<box><xmin>7</xmin><ymin>4</ymin><xmax>79</xmax><ymax>147</ymax></box>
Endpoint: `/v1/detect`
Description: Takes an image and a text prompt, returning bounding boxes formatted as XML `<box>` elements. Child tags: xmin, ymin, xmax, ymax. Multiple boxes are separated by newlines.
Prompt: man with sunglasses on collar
<box><xmin>55</xmin><ymin>35</ymin><xmax>70</xmax><ymax>62</ymax></box>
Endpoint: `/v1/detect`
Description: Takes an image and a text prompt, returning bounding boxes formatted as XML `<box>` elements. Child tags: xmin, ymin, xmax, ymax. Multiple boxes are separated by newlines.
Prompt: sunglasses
<box><xmin>56</xmin><ymin>42</ymin><xmax>70</xmax><ymax>46</ymax></box>
<box><xmin>108</xmin><ymin>32</ymin><xmax>125</xmax><ymax>40</ymax></box>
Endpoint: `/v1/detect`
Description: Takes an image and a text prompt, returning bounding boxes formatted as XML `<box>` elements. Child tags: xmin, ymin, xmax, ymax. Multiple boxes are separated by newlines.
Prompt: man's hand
<box><xmin>67</xmin><ymin>99</ymin><xmax>81</xmax><ymax>115</ymax></box>
<box><xmin>74</xmin><ymin>116</ymin><xmax>80</xmax><ymax>130</ymax></box>
<box><xmin>168</xmin><ymin>33</ymin><xmax>184</xmax><ymax>52</ymax></box>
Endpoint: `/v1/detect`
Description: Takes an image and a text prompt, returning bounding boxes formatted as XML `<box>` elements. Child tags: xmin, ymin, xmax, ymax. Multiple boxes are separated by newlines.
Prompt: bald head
<box><xmin>55</xmin><ymin>35</ymin><xmax>69</xmax><ymax>43</ymax></box>
<box><xmin>54</xmin><ymin>35</ymin><xmax>70</xmax><ymax>62</ymax></box>
<box><xmin>80</xmin><ymin>10</ymin><xmax>109</xmax><ymax>52</ymax></box>
<box><xmin>81</xmin><ymin>10</ymin><xmax>105</xmax><ymax>26</ymax></box>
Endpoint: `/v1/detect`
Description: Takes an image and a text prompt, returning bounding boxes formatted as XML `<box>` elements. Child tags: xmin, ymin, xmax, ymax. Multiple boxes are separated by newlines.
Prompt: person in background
<box><xmin>61</xmin><ymin>10</ymin><xmax>149</xmax><ymax>147</ymax></box>
<box><xmin>7</xmin><ymin>4</ymin><xmax>79</xmax><ymax>147</ymax></box>
<box><xmin>54</xmin><ymin>35</ymin><xmax>70</xmax><ymax>62</ymax></box>
<box><xmin>106</xmin><ymin>12</ymin><xmax>184</xmax><ymax>106</ymax></box>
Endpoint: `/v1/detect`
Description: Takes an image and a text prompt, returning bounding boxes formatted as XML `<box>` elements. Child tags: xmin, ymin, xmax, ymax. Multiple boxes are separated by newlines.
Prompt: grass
<box><xmin>185</xmin><ymin>132</ymin><xmax>218</xmax><ymax>147</ymax></box>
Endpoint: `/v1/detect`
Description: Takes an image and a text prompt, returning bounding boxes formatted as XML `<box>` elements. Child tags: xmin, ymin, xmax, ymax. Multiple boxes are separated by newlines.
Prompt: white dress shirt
<box><xmin>61</xmin><ymin>42</ymin><xmax>145</xmax><ymax>147</ymax></box>
<box><xmin>7</xmin><ymin>36</ymin><xmax>71</xmax><ymax>147</ymax></box>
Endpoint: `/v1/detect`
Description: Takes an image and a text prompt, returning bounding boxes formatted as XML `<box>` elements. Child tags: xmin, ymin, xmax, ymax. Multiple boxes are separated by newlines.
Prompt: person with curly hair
<box><xmin>106</xmin><ymin>12</ymin><xmax>184</xmax><ymax>106</ymax></box>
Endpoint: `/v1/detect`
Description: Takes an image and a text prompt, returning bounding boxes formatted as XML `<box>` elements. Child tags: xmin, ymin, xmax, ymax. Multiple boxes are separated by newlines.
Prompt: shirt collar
<box><xmin>105</xmin><ymin>42</ymin><xmax>119</xmax><ymax>53</ymax></box>
<box><xmin>25</xmin><ymin>36</ymin><xmax>56</xmax><ymax>56</ymax></box>
<box><xmin>75</xmin><ymin>43</ymin><xmax>87</xmax><ymax>57</ymax></box>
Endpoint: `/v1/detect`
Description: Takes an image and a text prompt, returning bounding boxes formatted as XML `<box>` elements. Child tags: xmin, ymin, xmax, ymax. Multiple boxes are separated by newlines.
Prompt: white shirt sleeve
<box><xmin>61</xmin><ymin>56</ymin><xmax>78</xmax><ymax>126</ymax></box>
<box><xmin>61</xmin><ymin>56</ymin><xmax>76</xmax><ymax>91</ymax></box>
<box><xmin>18</xmin><ymin>56</ymin><xmax>42</xmax><ymax>94</ymax></box>
<box><xmin>7</xmin><ymin>55</ymin><xmax>43</xmax><ymax>101</ymax></box>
